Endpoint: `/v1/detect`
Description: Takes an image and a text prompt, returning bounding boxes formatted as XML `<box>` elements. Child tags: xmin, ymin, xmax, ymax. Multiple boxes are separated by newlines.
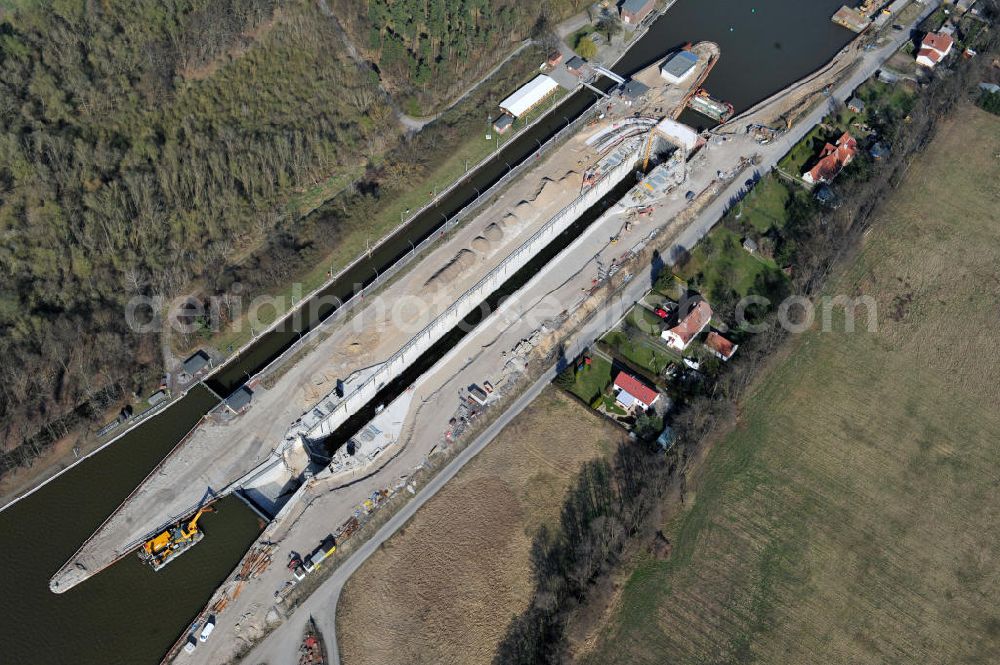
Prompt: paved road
<box><xmin>243</xmin><ymin>362</ymin><xmax>558</xmax><ymax>665</ymax></box>
<box><xmin>241</xmin><ymin>7</ymin><xmax>941</xmax><ymax>662</ymax></box>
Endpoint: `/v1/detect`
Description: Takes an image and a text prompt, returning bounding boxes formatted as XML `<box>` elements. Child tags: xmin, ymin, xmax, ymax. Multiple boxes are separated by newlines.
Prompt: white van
<box><xmin>199</xmin><ymin>617</ymin><xmax>216</xmax><ymax>642</ymax></box>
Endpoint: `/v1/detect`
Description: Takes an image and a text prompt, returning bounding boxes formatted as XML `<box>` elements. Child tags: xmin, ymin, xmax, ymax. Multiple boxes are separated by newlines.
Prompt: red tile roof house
<box><xmin>620</xmin><ymin>0</ymin><xmax>655</xmax><ymax>27</ymax></box>
<box><xmin>661</xmin><ymin>300</ymin><xmax>713</xmax><ymax>351</ymax></box>
<box><xmin>704</xmin><ymin>331</ymin><xmax>738</xmax><ymax>361</ymax></box>
<box><xmin>801</xmin><ymin>132</ymin><xmax>858</xmax><ymax>186</ymax></box>
<box><xmin>613</xmin><ymin>371</ymin><xmax>660</xmax><ymax>411</ymax></box>
<box><xmin>916</xmin><ymin>32</ymin><xmax>954</xmax><ymax>68</ymax></box>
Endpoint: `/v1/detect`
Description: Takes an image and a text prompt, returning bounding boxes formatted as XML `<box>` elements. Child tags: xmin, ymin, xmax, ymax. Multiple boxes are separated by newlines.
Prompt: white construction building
<box><xmin>654</xmin><ymin>117</ymin><xmax>700</xmax><ymax>152</ymax></box>
<box><xmin>499</xmin><ymin>75</ymin><xmax>560</xmax><ymax>118</ymax></box>
<box><xmin>660</xmin><ymin>50</ymin><xmax>699</xmax><ymax>84</ymax></box>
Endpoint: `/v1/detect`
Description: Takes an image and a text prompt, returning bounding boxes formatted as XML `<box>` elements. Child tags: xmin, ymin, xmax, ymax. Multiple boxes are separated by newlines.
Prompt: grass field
<box><xmin>677</xmin><ymin>226</ymin><xmax>785</xmax><ymax>303</ymax></box>
<box><xmin>579</xmin><ymin>103</ymin><xmax>1000</xmax><ymax>664</ymax></box>
<box><xmin>337</xmin><ymin>388</ymin><xmax>626</xmax><ymax>665</ymax></box>
<box><xmin>602</xmin><ymin>328</ymin><xmax>672</xmax><ymax>376</ymax></box>
<box><xmin>567</xmin><ymin>355</ymin><xmax>615</xmax><ymax>405</ymax></box>
<box><xmin>735</xmin><ymin>174</ymin><xmax>793</xmax><ymax>234</ymax></box>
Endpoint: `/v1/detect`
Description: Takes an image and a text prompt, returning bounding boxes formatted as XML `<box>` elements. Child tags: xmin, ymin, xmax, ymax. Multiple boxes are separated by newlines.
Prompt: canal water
<box><xmin>0</xmin><ymin>386</ymin><xmax>263</xmax><ymax>665</ymax></box>
<box><xmin>0</xmin><ymin>2</ymin><xmax>855</xmax><ymax>663</ymax></box>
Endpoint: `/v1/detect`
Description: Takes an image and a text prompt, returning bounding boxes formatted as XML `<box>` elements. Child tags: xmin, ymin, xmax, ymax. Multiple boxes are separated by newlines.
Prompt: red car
<box><xmin>654</xmin><ymin>307</ymin><xmax>669</xmax><ymax>319</ymax></box>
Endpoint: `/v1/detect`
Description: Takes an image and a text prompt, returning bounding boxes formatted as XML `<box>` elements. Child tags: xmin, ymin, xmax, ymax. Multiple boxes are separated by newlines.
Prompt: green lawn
<box><xmin>567</xmin><ymin>355</ymin><xmax>614</xmax><ymax>405</ymax></box>
<box><xmin>628</xmin><ymin>306</ymin><xmax>665</xmax><ymax>336</ymax></box>
<box><xmin>603</xmin><ymin>329</ymin><xmax>673</xmax><ymax>376</ymax></box>
<box><xmin>602</xmin><ymin>395</ymin><xmax>627</xmax><ymax>416</ymax></box>
<box><xmin>733</xmin><ymin>174</ymin><xmax>792</xmax><ymax>233</ymax></box>
<box><xmin>582</xmin><ymin>104</ymin><xmax>1000</xmax><ymax>665</ymax></box>
<box><xmin>569</xmin><ymin>25</ymin><xmax>596</xmax><ymax>50</ymax></box>
<box><xmin>676</xmin><ymin>227</ymin><xmax>786</xmax><ymax>305</ymax></box>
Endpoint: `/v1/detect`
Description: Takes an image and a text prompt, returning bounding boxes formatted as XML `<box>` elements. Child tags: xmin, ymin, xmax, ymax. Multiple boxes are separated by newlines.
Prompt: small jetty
<box><xmin>832</xmin><ymin>0</ymin><xmax>882</xmax><ymax>33</ymax></box>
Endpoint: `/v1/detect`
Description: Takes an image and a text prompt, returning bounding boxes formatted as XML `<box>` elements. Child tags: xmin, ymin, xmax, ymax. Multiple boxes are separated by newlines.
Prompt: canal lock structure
<box><xmin>0</xmin><ymin>2</ymin><xmax>854</xmax><ymax>662</ymax></box>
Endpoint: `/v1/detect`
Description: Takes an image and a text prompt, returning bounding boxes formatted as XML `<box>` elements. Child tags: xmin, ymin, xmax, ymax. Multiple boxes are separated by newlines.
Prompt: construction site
<box><xmin>48</xmin><ymin>39</ymin><xmax>721</xmax><ymax>597</ymax></box>
<box><xmin>34</xmin><ymin>0</ymin><xmax>943</xmax><ymax>658</ymax></box>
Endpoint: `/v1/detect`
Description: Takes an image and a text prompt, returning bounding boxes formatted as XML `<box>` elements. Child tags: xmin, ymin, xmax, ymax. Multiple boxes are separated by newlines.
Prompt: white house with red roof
<box><xmin>704</xmin><ymin>331</ymin><xmax>738</xmax><ymax>361</ymax></box>
<box><xmin>916</xmin><ymin>32</ymin><xmax>954</xmax><ymax>68</ymax></box>
<box><xmin>613</xmin><ymin>371</ymin><xmax>660</xmax><ymax>411</ymax></box>
<box><xmin>661</xmin><ymin>300</ymin><xmax>713</xmax><ymax>351</ymax></box>
<box><xmin>802</xmin><ymin>132</ymin><xmax>858</xmax><ymax>185</ymax></box>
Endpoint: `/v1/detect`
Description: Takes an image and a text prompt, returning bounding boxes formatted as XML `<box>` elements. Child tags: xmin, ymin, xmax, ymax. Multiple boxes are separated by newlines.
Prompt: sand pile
<box><xmin>424</xmin><ymin>248</ymin><xmax>477</xmax><ymax>289</ymax></box>
<box><xmin>422</xmin><ymin>169</ymin><xmax>580</xmax><ymax>291</ymax></box>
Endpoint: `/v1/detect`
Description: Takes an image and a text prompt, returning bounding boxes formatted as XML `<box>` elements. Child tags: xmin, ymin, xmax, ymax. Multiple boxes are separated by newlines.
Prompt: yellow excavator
<box><xmin>140</xmin><ymin>506</ymin><xmax>214</xmax><ymax>570</ymax></box>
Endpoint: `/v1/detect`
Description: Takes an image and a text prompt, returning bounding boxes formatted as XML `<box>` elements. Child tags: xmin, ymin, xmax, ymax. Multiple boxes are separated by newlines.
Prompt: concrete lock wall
<box><xmin>304</xmin><ymin>146</ymin><xmax>642</xmax><ymax>444</ymax></box>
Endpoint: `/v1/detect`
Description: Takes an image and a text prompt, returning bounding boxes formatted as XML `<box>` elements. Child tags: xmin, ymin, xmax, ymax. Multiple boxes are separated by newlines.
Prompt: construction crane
<box><xmin>641</xmin><ymin>130</ymin><xmax>657</xmax><ymax>170</ymax></box>
<box><xmin>140</xmin><ymin>506</ymin><xmax>214</xmax><ymax>569</ymax></box>
<box><xmin>674</xmin><ymin>50</ymin><xmax>719</xmax><ymax>120</ymax></box>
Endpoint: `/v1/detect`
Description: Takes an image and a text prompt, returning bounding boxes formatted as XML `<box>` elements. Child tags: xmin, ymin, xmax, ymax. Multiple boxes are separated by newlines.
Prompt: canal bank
<box><xmin>0</xmin><ymin>386</ymin><xmax>263</xmax><ymax>665</ymax></box>
<box><xmin>1</xmin><ymin>1</ymin><xmax>860</xmax><ymax>662</ymax></box>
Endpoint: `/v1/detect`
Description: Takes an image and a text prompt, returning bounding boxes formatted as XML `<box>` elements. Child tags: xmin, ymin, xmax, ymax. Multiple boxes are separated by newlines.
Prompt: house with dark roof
<box><xmin>847</xmin><ymin>96</ymin><xmax>865</xmax><ymax>113</ymax></box>
<box><xmin>869</xmin><ymin>142</ymin><xmax>890</xmax><ymax>160</ymax></box>
<box><xmin>661</xmin><ymin>300</ymin><xmax>712</xmax><ymax>351</ymax></box>
<box><xmin>493</xmin><ymin>113</ymin><xmax>514</xmax><ymax>134</ymax></box>
<box><xmin>565</xmin><ymin>55</ymin><xmax>585</xmax><ymax>75</ymax></box>
<box><xmin>225</xmin><ymin>386</ymin><xmax>254</xmax><ymax>414</ymax></box>
<box><xmin>660</xmin><ymin>50</ymin><xmax>699</xmax><ymax>84</ymax></box>
<box><xmin>182</xmin><ymin>350</ymin><xmax>211</xmax><ymax>376</ymax></box>
<box><xmin>613</xmin><ymin>371</ymin><xmax>660</xmax><ymax>411</ymax></box>
<box><xmin>620</xmin><ymin>0</ymin><xmax>655</xmax><ymax>27</ymax></box>
<box><xmin>621</xmin><ymin>79</ymin><xmax>649</xmax><ymax>99</ymax></box>
<box><xmin>814</xmin><ymin>184</ymin><xmax>838</xmax><ymax>207</ymax></box>
<box><xmin>802</xmin><ymin>132</ymin><xmax>858</xmax><ymax>186</ymax></box>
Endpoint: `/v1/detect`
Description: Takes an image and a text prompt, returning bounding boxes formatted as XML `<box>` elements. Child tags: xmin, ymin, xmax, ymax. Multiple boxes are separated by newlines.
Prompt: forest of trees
<box><xmin>331</xmin><ymin>0</ymin><xmax>588</xmax><ymax>113</ymax></box>
<box><xmin>0</xmin><ymin>0</ymin><xmax>566</xmax><ymax>468</ymax></box>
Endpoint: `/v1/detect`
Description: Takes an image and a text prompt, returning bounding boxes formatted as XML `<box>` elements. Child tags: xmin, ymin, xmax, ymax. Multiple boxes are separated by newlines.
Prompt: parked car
<box><xmin>654</xmin><ymin>302</ymin><xmax>677</xmax><ymax>320</ymax></box>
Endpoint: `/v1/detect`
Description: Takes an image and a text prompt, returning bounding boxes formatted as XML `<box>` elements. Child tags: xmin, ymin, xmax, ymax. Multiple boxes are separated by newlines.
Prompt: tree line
<box><xmin>493</xmin><ymin>8</ymin><xmax>1000</xmax><ymax>660</ymax></box>
<box><xmin>493</xmin><ymin>441</ymin><xmax>675</xmax><ymax>664</ymax></box>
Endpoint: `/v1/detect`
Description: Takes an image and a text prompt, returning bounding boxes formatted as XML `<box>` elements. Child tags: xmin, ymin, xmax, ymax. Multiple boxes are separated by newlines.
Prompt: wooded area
<box><xmin>331</xmin><ymin>0</ymin><xmax>588</xmax><ymax>114</ymax></box>
<box><xmin>0</xmin><ymin>0</ymin><xmax>566</xmax><ymax>469</ymax></box>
